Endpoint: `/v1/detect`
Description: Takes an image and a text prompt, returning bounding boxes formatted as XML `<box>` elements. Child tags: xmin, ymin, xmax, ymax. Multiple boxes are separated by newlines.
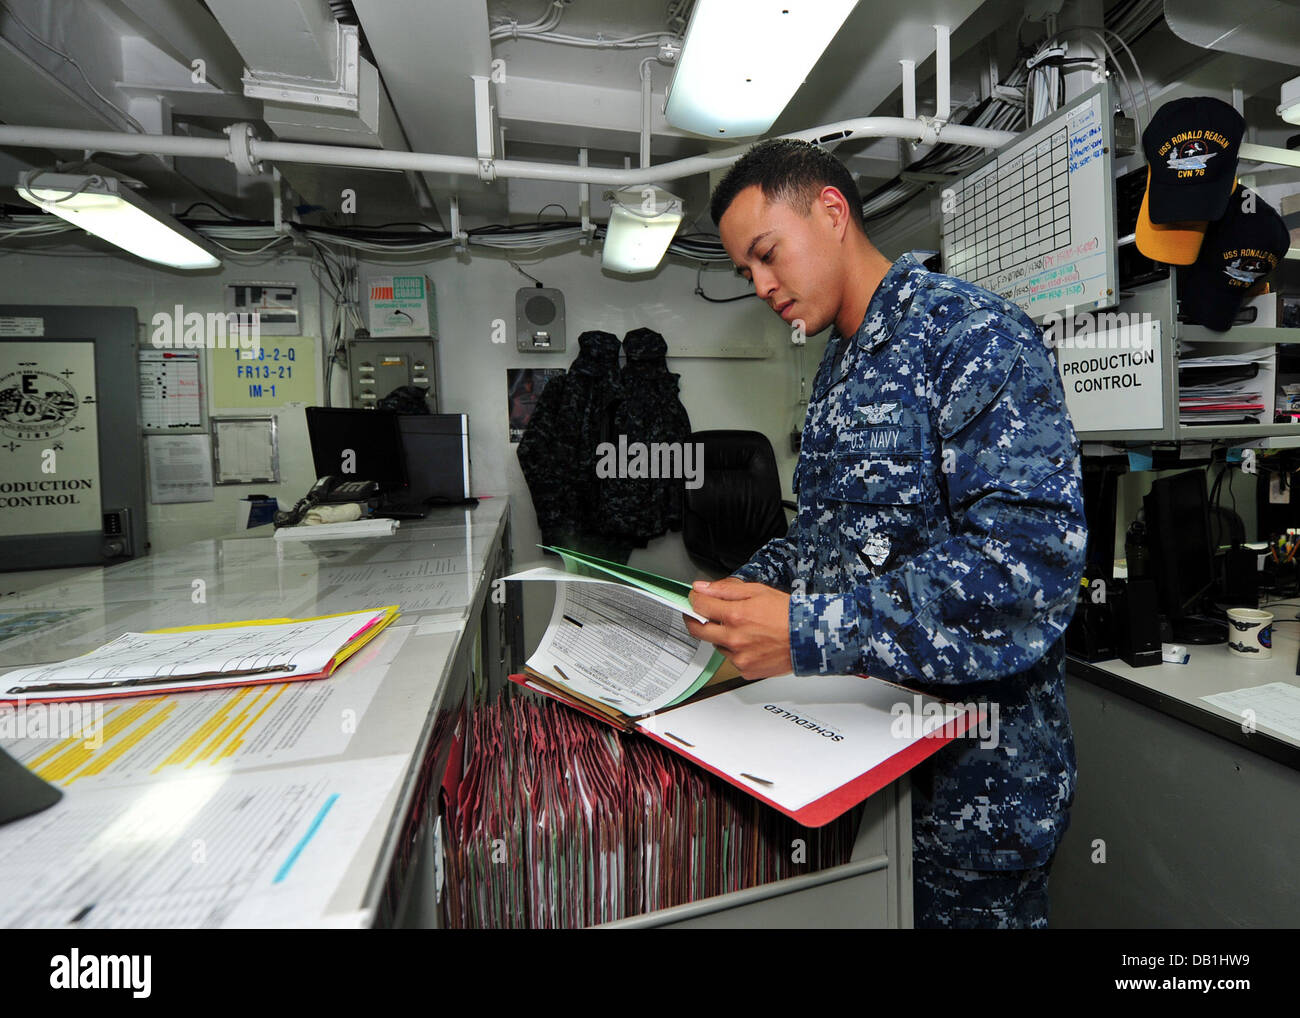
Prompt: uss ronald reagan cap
<box><xmin>1143</xmin><ymin>96</ymin><xmax>1244</xmax><ymax>223</ymax></box>
<box><xmin>1136</xmin><ymin>97</ymin><xmax>1245</xmax><ymax>264</ymax></box>
<box><xmin>1135</xmin><ymin>166</ymin><xmax>1218</xmax><ymax>265</ymax></box>
<box><xmin>1178</xmin><ymin>184</ymin><xmax>1289</xmax><ymax>332</ymax></box>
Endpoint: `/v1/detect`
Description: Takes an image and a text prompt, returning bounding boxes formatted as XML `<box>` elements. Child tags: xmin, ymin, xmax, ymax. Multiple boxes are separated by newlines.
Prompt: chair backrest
<box><xmin>682</xmin><ymin>430</ymin><xmax>790</xmax><ymax>575</ymax></box>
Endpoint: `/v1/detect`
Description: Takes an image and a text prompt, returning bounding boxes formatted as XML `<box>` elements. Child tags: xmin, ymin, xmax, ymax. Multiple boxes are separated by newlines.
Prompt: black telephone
<box><xmin>274</xmin><ymin>476</ymin><xmax>380</xmax><ymax>527</ymax></box>
<box><xmin>307</xmin><ymin>475</ymin><xmax>380</xmax><ymax>503</ymax></box>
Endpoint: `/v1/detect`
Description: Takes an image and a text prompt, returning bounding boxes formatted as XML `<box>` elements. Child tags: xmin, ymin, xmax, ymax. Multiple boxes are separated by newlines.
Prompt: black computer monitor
<box><xmin>305</xmin><ymin>407</ymin><xmax>408</xmax><ymax>495</ymax></box>
<box><xmin>1143</xmin><ymin>468</ymin><xmax>1225</xmax><ymax>644</ymax></box>
<box><xmin>1082</xmin><ymin>459</ymin><xmax>1121</xmax><ymax>581</ymax></box>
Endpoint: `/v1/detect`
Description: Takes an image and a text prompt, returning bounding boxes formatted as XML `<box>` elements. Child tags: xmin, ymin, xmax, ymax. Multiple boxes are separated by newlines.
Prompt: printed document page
<box><xmin>1201</xmin><ymin>681</ymin><xmax>1300</xmax><ymax>743</ymax></box>
<box><xmin>2</xmin><ymin>628</ymin><xmax>409</xmax><ymax>787</ymax></box>
<box><xmin>506</xmin><ymin>566</ymin><xmax>707</xmax><ymax>622</ymax></box>
<box><xmin>0</xmin><ymin>609</ymin><xmax>389</xmax><ymax>700</ymax></box>
<box><xmin>0</xmin><ymin>756</ymin><xmax>406</xmax><ymax>928</ymax></box>
<box><xmin>525</xmin><ymin>582</ymin><xmax>715</xmax><ymax>716</ymax></box>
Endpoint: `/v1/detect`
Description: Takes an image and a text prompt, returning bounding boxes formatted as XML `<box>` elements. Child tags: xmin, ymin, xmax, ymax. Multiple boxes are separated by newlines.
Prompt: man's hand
<box><xmin>684</xmin><ymin>577</ymin><xmax>792</xmax><ymax>679</ymax></box>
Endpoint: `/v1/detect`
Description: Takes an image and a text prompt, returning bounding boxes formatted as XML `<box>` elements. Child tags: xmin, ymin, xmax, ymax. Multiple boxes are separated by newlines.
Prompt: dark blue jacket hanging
<box><xmin>602</xmin><ymin>328</ymin><xmax>692</xmax><ymax>548</ymax></box>
<box><xmin>517</xmin><ymin>330</ymin><xmax>629</xmax><ymax>561</ymax></box>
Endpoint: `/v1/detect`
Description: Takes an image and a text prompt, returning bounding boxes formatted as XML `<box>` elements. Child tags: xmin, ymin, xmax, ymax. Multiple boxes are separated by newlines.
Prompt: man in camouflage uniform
<box><xmin>687</xmin><ymin>138</ymin><xmax>1087</xmax><ymax>928</ymax></box>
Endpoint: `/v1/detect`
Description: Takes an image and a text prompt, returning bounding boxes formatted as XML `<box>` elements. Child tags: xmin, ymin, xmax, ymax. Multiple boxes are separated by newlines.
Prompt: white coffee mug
<box><xmin>1226</xmin><ymin>608</ymin><xmax>1273</xmax><ymax>659</ymax></box>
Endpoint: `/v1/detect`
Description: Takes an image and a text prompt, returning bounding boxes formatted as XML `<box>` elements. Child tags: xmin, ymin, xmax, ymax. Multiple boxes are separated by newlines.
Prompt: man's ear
<box><xmin>819</xmin><ymin>185</ymin><xmax>850</xmax><ymax>239</ymax></box>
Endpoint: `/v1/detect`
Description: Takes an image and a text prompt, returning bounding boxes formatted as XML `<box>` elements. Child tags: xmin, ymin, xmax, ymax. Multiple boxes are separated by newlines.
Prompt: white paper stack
<box><xmin>274</xmin><ymin>518</ymin><xmax>400</xmax><ymax>541</ymax></box>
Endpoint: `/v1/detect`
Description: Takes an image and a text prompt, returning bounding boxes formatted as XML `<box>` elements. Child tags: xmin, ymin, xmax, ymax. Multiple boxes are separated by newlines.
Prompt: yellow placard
<box><xmin>208</xmin><ymin>336</ymin><xmax>318</xmax><ymax>409</ymax></box>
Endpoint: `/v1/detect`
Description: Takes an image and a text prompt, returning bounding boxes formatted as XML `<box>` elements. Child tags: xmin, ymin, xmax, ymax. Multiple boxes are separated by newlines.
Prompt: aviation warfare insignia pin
<box><xmin>856</xmin><ymin>401</ymin><xmax>902</xmax><ymax>425</ymax></box>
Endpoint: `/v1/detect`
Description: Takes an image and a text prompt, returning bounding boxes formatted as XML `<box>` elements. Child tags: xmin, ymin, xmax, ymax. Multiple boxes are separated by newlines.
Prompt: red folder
<box><xmin>509</xmin><ymin>670</ymin><xmax>979</xmax><ymax>827</ymax></box>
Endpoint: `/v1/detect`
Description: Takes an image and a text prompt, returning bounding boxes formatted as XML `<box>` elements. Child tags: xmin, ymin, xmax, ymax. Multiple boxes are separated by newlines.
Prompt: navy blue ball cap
<box><xmin>1142</xmin><ymin>97</ymin><xmax>1244</xmax><ymax>224</ymax></box>
<box><xmin>1178</xmin><ymin>184</ymin><xmax>1289</xmax><ymax>332</ymax></box>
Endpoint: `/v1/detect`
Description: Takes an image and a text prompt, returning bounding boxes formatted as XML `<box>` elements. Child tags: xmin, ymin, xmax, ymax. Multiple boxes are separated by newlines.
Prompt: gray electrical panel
<box><xmin>0</xmin><ymin>305</ymin><xmax>148</xmax><ymax>569</ymax></box>
<box><xmin>345</xmin><ymin>337</ymin><xmax>438</xmax><ymax>410</ymax></box>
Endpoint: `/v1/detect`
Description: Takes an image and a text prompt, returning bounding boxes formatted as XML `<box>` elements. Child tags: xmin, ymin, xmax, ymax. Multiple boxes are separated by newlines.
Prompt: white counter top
<box><xmin>0</xmin><ymin>499</ymin><xmax>510</xmax><ymax>928</ymax></box>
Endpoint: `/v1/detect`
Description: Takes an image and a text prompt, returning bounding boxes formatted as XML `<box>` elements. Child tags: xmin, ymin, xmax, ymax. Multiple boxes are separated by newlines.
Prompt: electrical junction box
<box><xmin>224</xmin><ymin>281</ymin><xmax>300</xmax><ymax>335</ymax></box>
<box><xmin>345</xmin><ymin>337</ymin><xmax>438</xmax><ymax>410</ymax></box>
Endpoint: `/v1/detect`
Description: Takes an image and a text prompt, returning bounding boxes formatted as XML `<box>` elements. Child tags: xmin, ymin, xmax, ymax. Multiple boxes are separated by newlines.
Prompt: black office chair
<box><xmin>682</xmin><ymin>430</ymin><xmax>795</xmax><ymax>576</ymax></box>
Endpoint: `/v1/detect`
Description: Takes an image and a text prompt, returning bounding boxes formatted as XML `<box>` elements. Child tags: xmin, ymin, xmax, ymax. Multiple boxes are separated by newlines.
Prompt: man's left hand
<box><xmin>684</xmin><ymin>579</ymin><xmax>793</xmax><ymax>679</ymax></box>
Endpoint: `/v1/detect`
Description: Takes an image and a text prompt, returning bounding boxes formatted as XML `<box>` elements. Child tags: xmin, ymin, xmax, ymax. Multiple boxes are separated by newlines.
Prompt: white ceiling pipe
<box><xmin>640</xmin><ymin>62</ymin><xmax>653</xmax><ymax>170</ymax></box>
<box><xmin>0</xmin><ymin>126</ymin><xmax>233</xmax><ymax>160</ymax></box>
<box><xmin>0</xmin><ymin>117</ymin><xmax>1015</xmax><ymax>190</ymax></box>
<box><xmin>933</xmin><ymin>24</ymin><xmax>951</xmax><ymax>122</ymax></box>
<box><xmin>261</xmin><ymin>117</ymin><xmax>1013</xmax><ymax>181</ymax></box>
<box><xmin>900</xmin><ymin>59</ymin><xmax>917</xmax><ymax>121</ymax></box>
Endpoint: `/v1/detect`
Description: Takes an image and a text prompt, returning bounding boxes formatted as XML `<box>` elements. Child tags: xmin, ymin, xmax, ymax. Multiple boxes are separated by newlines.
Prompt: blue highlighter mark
<box><xmin>274</xmin><ymin>793</ymin><xmax>339</xmax><ymax>884</ymax></box>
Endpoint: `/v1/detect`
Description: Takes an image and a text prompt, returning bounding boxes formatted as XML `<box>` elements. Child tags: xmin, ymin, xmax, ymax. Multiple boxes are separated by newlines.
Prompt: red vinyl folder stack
<box><xmin>439</xmin><ymin>689</ymin><xmax>862</xmax><ymax>928</ymax></box>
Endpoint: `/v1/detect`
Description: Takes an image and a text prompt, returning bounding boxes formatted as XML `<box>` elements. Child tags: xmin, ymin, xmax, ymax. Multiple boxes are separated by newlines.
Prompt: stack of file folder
<box><xmin>0</xmin><ymin>607</ymin><xmax>400</xmax><ymax>703</ymax></box>
<box><xmin>1178</xmin><ymin>347</ymin><xmax>1272</xmax><ymax>425</ymax></box>
<box><xmin>439</xmin><ymin>690</ymin><xmax>862</xmax><ymax>929</ymax></box>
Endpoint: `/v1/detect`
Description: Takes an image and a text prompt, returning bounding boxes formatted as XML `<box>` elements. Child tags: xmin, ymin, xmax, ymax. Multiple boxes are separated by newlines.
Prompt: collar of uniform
<box><xmin>835</xmin><ymin>251</ymin><xmax>926</xmax><ymax>353</ymax></box>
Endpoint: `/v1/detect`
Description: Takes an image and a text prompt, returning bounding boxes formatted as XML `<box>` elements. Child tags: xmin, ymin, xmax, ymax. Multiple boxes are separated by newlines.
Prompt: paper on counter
<box><xmin>2</xmin><ymin>627</ymin><xmax>409</xmax><ymax>788</ymax></box>
<box><xmin>0</xmin><ymin>608</ymin><xmax>390</xmax><ymax>700</ymax></box>
<box><xmin>1201</xmin><ymin>681</ymin><xmax>1300</xmax><ymax>743</ymax></box>
<box><xmin>0</xmin><ymin>755</ymin><xmax>407</xmax><ymax>928</ymax></box>
<box><xmin>275</xmin><ymin>518</ymin><xmax>399</xmax><ymax>541</ymax></box>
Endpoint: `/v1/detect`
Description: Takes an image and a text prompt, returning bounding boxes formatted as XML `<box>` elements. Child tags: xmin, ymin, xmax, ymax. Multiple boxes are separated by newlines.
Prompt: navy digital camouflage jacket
<box><xmin>732</xmin><ymin>252</ymin><xmax>1088</xmax><ymax>870</ymax></box>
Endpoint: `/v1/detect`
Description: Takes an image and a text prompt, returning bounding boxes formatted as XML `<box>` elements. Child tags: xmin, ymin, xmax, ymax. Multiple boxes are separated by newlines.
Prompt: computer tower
<box><xmin>1112</xmin><ymin>579</ymin><xmax>1162</xmax><ymax>668</ymax></box>
<box><xmin>398</xmin><ymin>413</ymin><xmax>471</xmax><ymax>502</ymax></box>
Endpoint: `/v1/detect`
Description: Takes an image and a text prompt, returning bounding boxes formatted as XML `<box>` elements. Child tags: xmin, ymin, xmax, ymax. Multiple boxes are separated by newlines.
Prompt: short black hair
<box><xmin>709</xmin><ymin>137</ymin><xmax>866</xmax><ymax>233</ymax></box>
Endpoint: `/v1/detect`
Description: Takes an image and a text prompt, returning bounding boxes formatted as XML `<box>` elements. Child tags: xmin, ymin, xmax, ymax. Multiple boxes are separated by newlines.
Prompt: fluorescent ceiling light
<box><xmin>665</xmin><ymin>0</ymin><xmax>860</xmax><ymax>138</ymax></box>
<box><xmin>16</xmin><ymin>172</ymin><xmax>222</xmax><ymax>270</ymax></box>
<box><xmin>601</xmin><ymin>185</ymin><xmax>684</xmax><ymax>274</ymax></box>
<box><xmin>1280</xmin><ymin>75</ymin><xmax>1300</xmax><ymax>125</ymax></box>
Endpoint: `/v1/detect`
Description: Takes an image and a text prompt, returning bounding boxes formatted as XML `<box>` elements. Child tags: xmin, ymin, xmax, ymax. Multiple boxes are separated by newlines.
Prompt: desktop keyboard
<box><xmin>376</xmin><ymin>503</ymin><xmax>429</xmax><ymax>520</ymax></box>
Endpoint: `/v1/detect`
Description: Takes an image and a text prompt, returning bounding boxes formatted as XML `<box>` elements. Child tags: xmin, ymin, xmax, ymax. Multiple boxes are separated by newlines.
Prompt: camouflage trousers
<box><xmin>912</xmin><ymin>851</ymin><xmax>1055</xmax><ymax>929</ymax></box>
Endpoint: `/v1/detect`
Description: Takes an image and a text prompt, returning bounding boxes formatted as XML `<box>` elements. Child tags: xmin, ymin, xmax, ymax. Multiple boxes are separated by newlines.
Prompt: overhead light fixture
<box><xmin>601</xmin><ymin>185</ymin><xmax>684</xmax><ymax>274</ymax></box>
<box><xmin>1279</xmin><ymin>75</ymin><xmax>1300</xmax><ymax>126</ymax></box>
<box><xmin>16</xmin><ymin>172</ymin><xmax>222</xmax><ymax>270</ymax></box>
<box><xmin>664</xmin><ymin>0</ymin><xmax>860</xmax><ymax>138</ymax></box>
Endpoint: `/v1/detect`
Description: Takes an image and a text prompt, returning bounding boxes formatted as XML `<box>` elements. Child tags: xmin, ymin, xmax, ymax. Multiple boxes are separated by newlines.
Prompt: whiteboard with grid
<box><xmin>941</xmin><ymin>83</ymin><xmax>1116</xmax><ymax>322</ymax></box>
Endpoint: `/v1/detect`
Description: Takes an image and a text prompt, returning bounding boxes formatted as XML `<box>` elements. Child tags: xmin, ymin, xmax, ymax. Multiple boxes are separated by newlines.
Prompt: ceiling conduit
<box><xmin>1163</xmin><ymin>0</ymin><xmax>1300</xmax><ymax>66</ymax></box>
<box><xmin>0</xmin><ymin>116</ymin><xmax>1017</xmax><ymax>187</ymax></box>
